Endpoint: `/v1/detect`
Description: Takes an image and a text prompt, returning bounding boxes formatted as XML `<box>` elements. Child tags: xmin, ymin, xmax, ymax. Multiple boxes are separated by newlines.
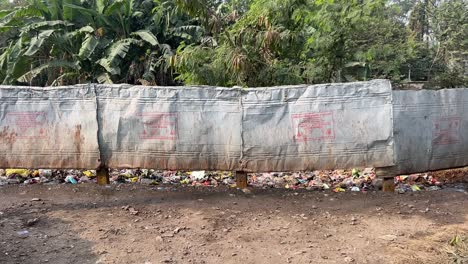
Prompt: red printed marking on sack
<box><xmin>5</xmin><ymin>111</ymin><xmax>47</xmax><ymax>139</ymax></box>
<box><xmin>291</xmin><ymin>112</ymin><xmax>335</xmax><ymax>142</ymax></box>
<box><xmin>433</xmin><ymin>116</ymin><xmax>460</xmax><ymax>145</ymax></box>
<box><xmin>138</xmin><ymin>113</ymin><xmax>177</xmax><ymax>140</ymax></box>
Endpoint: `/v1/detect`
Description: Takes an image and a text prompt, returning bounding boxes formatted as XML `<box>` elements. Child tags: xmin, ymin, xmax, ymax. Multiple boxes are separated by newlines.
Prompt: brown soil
<box><xmin>0</xmin><ymin>184</ymin><xmax>467</xmax><ymax>264</ymax></box>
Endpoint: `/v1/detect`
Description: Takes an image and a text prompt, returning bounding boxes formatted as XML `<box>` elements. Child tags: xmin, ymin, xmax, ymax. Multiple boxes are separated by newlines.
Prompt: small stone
<box><xmin>129</xmin><ymin>207</ymin><xmax>139</xmax><ymax>215</ymax></box>
<box><xmin>344</xmin><ymin>257</ymin><xmax>355</xmax><ymax>263</ymax></box>
<box><xmin>380</xmin><ymin>235</ymin><xmax>397</xmax><ymax>241</ymax></box>
<box><xmin>294</xmin><ymin>250</ymin><xmax>307</xmax><ymax>255</ymax></box>
<box><xmin>242</xmin><ymin>188</ymin><xmax>251</xmax><ymax>194</ymax></box>
<box><xmin>31</xmin><ymin>198</ymin><xmax>41</xmax><ymax>201</ymax></box>
<box><xmin>26</xmin><ymin>218</ymin><xmax>39</xmax><ymax>227</ymax></box>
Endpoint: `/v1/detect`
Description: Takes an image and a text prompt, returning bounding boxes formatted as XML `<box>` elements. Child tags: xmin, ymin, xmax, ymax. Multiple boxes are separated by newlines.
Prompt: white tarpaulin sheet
<box><xmin>241</xmin><ymin>79</ymin><xmax>395</xmax><ymax>171</ymax></box>
<box><xmin>0</xmin><ymin>85</ymin><xmax>100</xmax><ymax>169</ymax></box>
<box><xmin>3</xmin><ymin>80</ymin><xmax>466</xmax><ymax>174</ymax></box>
<box><xmin>393</xmin><ymin>88</ymin><xmax>468</xmax><ymax>174</ymax></box>
<box><xmin>96</xmin><ymin>85</ymin><xmax>242</xmax><ymax>170</ymax></box>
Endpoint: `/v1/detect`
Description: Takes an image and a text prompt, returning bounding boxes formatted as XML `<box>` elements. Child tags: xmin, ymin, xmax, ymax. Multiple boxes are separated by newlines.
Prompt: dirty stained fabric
<box><xmin>97</xmin><ymin>80</ymin><xmax>394</xmax><ymax>171</ymax></box>
<box><xmin>0</xmin><ymin>80</ymin><xmax>466</xmax><ymax>174</ymax></box>
<box><xmin>241</xmin><ymin>80</ymin><xmax>394</xmax><ymax>171</ymax></box>
<box><xmin>0</xmin><ymin>85</ymin><xmax>100</xmax><ymax>169</ymax></box>
<box><xmin>393</xmin><ymin>89</ymin><xmax>468</xmax><ymax>174</ymax></box>
<box><xmin>96</xmin><ymin>85</ymin><xmax>242</xmax><ymax>170</ymax></box>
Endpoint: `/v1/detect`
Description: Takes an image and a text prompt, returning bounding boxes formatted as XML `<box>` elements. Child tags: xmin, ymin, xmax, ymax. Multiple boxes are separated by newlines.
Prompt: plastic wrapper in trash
<box><xmin>191</xmin><ymin>171</ymin><xmax>206</xmax><ymax>180</ymax></box>
<box><xmin>5</xmin><ymin>169</ymin><xmax>30</xmax><ymax>177</ymax></box>
<box><xmin>82</xmin><ymin>170</ymin><xmax>95</xmax><ymax>177</ymax></box>
<box><xmin>65</xmin><ymin>175</ymin><xmax>77</xmax><ymax>184</ymax></box>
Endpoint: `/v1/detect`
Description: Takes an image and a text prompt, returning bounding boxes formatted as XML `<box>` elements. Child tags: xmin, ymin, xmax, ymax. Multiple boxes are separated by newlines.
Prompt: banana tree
<box><xmin>0</xmin><ymin>0</ymin><xmax>200</xmax><ymax>86</ymax></box>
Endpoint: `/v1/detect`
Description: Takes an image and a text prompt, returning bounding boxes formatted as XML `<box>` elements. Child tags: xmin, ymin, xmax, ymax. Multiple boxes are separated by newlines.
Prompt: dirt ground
<box><xmin>0</xmin><ymin>184</ymin><xmax>467</xmax><ymax>264</ymax></box>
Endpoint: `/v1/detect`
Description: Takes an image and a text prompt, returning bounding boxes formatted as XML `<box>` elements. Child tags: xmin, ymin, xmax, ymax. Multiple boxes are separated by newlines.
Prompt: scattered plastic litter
<box><xmin>191</xmin><ymin>171</ymin><xmax>206</xmax><ymax>180</ymax></box>
<box><xmin>6</xmin><ymin>169</ymin><xmax>30</xmax><ymax>177</ymax></box>
<box><xmin>83</xmin><ymin>170</ymin><xmax>95</xmax><ymax>177</ymax></box>
<box><xmin>65</xmin><ymin>175</ymin><xmax>77</xmax><ymax>184</ymax></box>
<box><xmin>79</xmin><ymin>176</ymin><xmax>90</xmax><ymax>183</ymax></box>
<box><xmin>352</xmin><ymin>168</ymin><xmax>360</xmax><ymax>178</ymax></box>
<box><xmin>0</xmin><ymin>166</ymin><xmax>454</xmax><ymax>193</ymax></box>
<box><xmin>333</xmin><ymin>187</ymin><xmax>346</xmax><ymax>193</ymax></box>
<box><xmin>39</xmin><ymin>169</ymin><xmax>52</xmax><ymax>177</ymax></box>
<box><xmin>16</xmin><ymin>230</ymin><xmax>29</xmax><ymax>238</ymax></box>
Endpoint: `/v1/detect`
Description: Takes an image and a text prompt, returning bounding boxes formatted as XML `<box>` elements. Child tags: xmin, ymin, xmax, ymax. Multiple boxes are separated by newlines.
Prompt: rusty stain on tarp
<box><xmin>0</xmin><ymin>81</ymin><xmax>467</xmax><ymax>174</ymax></box>
<box><xmin>0</xmin><ymin>126</ymin><xmax>16</xmax><ymax>147</ymax></box>
<box><xmin>241</xmin><ymin>79</ymin><xmax>395</xmax><ymax>171</ymax></box>
<box><xmin>96</xmin><ymin>80</ymin><xmax>394</xmax><ymax>171</ymax></box>
<box><xmin>0</xmin><ymin>85</ymin><xmax>100</xmax><ymax>169</ymax></box>
<box><xmin>74</xmin><ymin>125</ymin><xmax>83</xmax><ymax>154</ymax></box>
<box><xmin>96</xmin><ymin>84</ymin><xmax>242</xmax><ymax>170</ymax></box>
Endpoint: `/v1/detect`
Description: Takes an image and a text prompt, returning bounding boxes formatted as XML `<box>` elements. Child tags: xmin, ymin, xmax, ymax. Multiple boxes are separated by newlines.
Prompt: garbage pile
<box><xmin>0</xmin><ymin>169</ymin><xmax>96</xmax><ymax>185</ymax></box>
<box><xmin>249</xmin><ymin>168</ymin><xmax>374</xmax><ymax>192</ymax></box>
<box><xmin>394</xmin><ymin>174</ymin><xmax>442</xmax><ymax>193</ymax></box>
<box><xmin>108</xmin><ymin>169</ymin><xmax>236</xmax><ymax>187</ymax></box>
<box><xmin>0</xmin><ymin>167</ymin><xmax>447</xmax><ymax>192</ymax></box>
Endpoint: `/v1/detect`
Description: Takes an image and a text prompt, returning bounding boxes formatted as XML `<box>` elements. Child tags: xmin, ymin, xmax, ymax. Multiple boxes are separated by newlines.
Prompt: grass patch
<box><xmin>446</xmin><ymin>234</ymin><xmax>468</xmax><ymax>263</ymax></box>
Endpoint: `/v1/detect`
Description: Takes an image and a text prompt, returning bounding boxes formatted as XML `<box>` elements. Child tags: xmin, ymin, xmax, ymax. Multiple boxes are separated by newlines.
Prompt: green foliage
<box><xmin>177</xmin><ymin>0</ymin><xmax>310</xmax><ymax>87</ymax></box>
<box><xmin>0</xmin><ymin>0</ymin><xmax>466</xmax><ymax>87</ymax></box>
<box><xmin>176</xmin><ymin>0</ymin><xmax>418</xmax><ymax>86</ymax></box>
<box><xmin>0</xmin><ymin>0</ymin><xmax>201</xmax><ymax>85</ymax></box>
<box><xmin>303</xmin><ymin>0</ymin><xmax>410</xmax><ymax>82</ymax></box>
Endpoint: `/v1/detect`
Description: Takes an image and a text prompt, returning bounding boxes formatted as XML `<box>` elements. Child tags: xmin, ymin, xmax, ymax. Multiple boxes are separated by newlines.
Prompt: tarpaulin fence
<box><xmin>393</xmin><ymin>89</ymin><xmax>468</xmax><ymax>174</ymax></box>
<box><xmin>0</xmin><ymin>80</ymin><xmax>466</xmax><ymax>174</ymax></box>
<box><xmin>0</xmin><ymin>85</ymin><xmax>100</xmax><ymax>169</ymax></box>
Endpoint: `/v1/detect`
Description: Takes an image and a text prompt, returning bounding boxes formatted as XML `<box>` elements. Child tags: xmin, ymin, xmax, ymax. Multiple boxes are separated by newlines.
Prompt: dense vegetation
<box><xmin>0</xmin><ymin>0</ymin><xmax>466</xmax><ymax>87</ymax></box>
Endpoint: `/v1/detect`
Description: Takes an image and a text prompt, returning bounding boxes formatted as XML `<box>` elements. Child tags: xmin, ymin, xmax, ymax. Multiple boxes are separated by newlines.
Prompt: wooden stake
<box><xmin>376</xmin><ymin>167</ymin><xmax>396</xmax><ymax>192</ymax></box>
<box><xmin>235</xmin><ymin>171</ymin><xmax>248</xmax><ymax>188</ymax></box>
<box><xmin>97</xmin><ymin>167</ymin><xmax>109</xmax><ymax>185</ymax></box>
<box><xmin>382</xmin><ymin>177</ymin><xmax>396</xmax><ymax>192</ymax></box>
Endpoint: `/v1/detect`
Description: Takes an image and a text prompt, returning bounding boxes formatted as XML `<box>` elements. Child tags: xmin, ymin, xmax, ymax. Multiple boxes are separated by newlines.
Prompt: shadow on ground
<box><xmin>0</xmin><ymin>205</ymin><xmax>98</xmax><ymax>264</ymax></box>
<box><xmin>0</xmin><ymin>184</ymin><xmax>467</xmax><ymax>264</ymax></box>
